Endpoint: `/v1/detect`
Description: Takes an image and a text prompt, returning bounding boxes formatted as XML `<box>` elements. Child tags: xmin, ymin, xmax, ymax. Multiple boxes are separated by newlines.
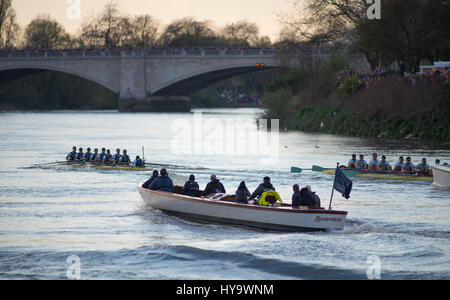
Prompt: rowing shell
<box><xmin>56</xmin><ymin>161</ymin><xmax>153</xmax><ymax>171</ymax></box>
<box><xmin>321</xmin><ymin>168</ymin><xmax>432</xmax><ymax>182</ymax></box>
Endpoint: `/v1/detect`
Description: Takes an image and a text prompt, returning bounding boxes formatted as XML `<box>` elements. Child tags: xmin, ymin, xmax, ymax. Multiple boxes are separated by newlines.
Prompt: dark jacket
<box><xmin>251</xmin><ymin>182</ymin><xmax>275</xmax><ymax>199</ymax></box>
<box><xmin>182</xmin><ymin>180</ymin><xmax>200</xmax><ymax>197</ymax></box>
<box><xmin>142</xmin><ymin>175</ymin><xmax>158</xmax><ymax>189</ymax></box>
<box><xmin>292</xmin><ymin>190</ymin><xmax>301</xmax><ymax>207</ymax></box>
<box><xmin>235</xmin><ymin>182</ymin><xmax>251</xmax><ymax>204</ymax></box>
<box><xmin>148</xmin><ymin>175</ymin><xmax>174</xmax><ymax>193</ymax></box>
<box><xmin>203</xmin><ymin>179</ymin><xmax>226</xmax><ymax>196</ymax></box>
<box><xmin>299</xmin><ymin>188</ymin><xmax>315</xmax><ymax>207</ymax></box>
<box><xmin>312</xmin><ymin>192</ymin><xmax>321</xmax><ymax>208</ymax></box>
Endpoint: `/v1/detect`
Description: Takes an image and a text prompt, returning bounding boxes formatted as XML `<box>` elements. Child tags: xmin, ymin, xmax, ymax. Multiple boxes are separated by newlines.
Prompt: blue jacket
<box><xmin>148</xmin><ymin>175</ymin><xmax>174</xmax><ymax>193</ymax></box>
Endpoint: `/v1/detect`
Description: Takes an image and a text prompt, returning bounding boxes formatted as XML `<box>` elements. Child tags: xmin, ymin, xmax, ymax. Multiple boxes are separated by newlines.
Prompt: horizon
<box><xmin>12</xmin><ymin>0</ymin><xmax>294</xmax><ymax>41</ymax></box>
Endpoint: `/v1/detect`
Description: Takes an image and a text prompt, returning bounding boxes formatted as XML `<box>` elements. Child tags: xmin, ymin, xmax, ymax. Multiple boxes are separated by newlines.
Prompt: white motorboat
<box><xmin>138</xmin><ymin>186</ymin><xmax>348</xmax><ymax>232</ymax></box>
<box><xmin>432</xmin><ymin>164</ymin><xmax>450</xmax><ymax>188</ymax></box>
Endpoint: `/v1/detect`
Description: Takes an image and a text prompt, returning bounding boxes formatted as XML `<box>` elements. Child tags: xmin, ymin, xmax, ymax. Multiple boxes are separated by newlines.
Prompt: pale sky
<box><xmin>12</xmin><ymin>0</ymin><xmax>295</xmax><ymax>41</ymax></box>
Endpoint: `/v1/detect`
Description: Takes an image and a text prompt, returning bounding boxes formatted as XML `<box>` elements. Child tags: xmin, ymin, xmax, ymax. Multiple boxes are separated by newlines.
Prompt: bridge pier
<box><xmin>118</xmin><ymin>96</ymin><xmax>191</xmax><ymax>112</ymax></box>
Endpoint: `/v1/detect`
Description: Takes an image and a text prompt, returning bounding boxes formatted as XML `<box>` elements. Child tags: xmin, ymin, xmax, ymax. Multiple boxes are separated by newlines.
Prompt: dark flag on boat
<box><xmin>333</xmin><ymin>167</ymin><xmax>353</xmax><ymax>199</ymax></box>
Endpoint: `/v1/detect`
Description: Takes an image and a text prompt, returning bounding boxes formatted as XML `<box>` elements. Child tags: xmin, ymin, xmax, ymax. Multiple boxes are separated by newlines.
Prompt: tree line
<box><xmin>278</xmin><ymin>0</ymin><xmax>450</xmax><ymax>71</ymax></box>
<box><xmin>0</xmin><ymin>0</ymin><xmax>271</xmax><ymax>50</ymax></box>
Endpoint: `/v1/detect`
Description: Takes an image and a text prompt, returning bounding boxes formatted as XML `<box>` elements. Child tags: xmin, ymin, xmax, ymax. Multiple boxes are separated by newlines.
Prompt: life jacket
<box><xmin>68</xmin><ymin>151</ymin><xmax>76</xmax><ymax>161</ymax></box>
<box><xmin>257</xmin><ymin>190</ymin><xmax>282</xmax><ymax>206</ymax></box>
<box><xmin>84</xmin><ymin>152</ymin><xmax>91</xmax><ymax>161</ymax></box>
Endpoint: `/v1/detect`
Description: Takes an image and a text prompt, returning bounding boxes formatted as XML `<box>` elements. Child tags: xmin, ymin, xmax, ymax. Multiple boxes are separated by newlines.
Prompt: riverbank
<box><xmin>261</xmin><ymin>66</ymin><xmax>450</xmax><ymax>143</ymax></box>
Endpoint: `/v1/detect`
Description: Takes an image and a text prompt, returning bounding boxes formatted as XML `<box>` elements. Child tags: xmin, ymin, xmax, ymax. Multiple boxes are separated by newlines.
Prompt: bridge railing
<box><xmin>0</xmin><ymin>48</ymin><xmax>336</xmax><ymax>59</ymax></box>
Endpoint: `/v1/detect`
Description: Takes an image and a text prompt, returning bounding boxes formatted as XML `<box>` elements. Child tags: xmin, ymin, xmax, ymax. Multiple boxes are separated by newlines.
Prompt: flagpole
<box><xmin>328</xmin><ymin>162</ymin><xmax>339</xmax><ymax>210</ymax></box>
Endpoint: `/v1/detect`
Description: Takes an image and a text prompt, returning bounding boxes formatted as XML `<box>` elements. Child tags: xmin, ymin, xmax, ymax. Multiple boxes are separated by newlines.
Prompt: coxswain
<box><xmin>133</xmin><ymin>155</ymin><xmax>144</xmax><ymax>168</ymax></box>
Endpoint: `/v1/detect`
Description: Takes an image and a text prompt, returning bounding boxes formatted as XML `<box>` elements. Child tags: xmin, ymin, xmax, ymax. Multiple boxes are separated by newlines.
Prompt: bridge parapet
<box><xmin>0</xmin><ymin>48</ymin><xmax>335</xmax><ymax>60</ymax></box>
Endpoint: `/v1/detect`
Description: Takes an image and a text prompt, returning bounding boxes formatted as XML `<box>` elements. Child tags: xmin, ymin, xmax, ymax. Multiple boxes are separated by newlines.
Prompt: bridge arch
<box><xmin>0</xmin><ymin>65</ymin><xmax>118</xmax><ymax>94</ymax></box>
<box><xmin>151</xmin><ymin>62</ymin><xmax>277</xmax><ymax>96</ymax></box>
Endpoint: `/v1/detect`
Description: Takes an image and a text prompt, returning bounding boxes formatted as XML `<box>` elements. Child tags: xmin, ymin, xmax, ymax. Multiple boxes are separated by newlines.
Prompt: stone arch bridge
<box><xmin>0</xmin><ymin>48</ymin><xmax>333</xmax><ymax>111</ymax></box>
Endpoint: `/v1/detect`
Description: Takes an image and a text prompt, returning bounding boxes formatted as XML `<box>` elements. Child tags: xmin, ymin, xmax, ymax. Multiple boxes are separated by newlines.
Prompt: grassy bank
<box><xmin>261</xmin><ymin>61</ymin><xmax>450</xmax><ymax>143</ymax></box>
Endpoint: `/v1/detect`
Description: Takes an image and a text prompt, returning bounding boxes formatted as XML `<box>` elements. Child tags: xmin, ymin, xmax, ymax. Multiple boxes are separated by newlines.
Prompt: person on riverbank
<box><xmin>356</xmin><ymin>155</ymin><xmax>368</xmax><ymax>169</ymax></box>
<box><xmin>235</xmin><ymin>181</ymin><xmax>251</xmax><ymax>204</ymax></box>
<box><xmin>403</xmin><ymin>157</ymin><xmax>415</xmax><ymax>173</ymax></box>
<box><xmin>142</xmin><ymin>170</ymin><xmax>159</xmax><ymax>189</ymax></box>
<box><xmin>250</xmin><ymin>176</ymin><xmax>276</xmax><ymax>201</ymax></box>
<box><xmin>148</xmin><ymin>168</ymin><xmax>174</xmax><ymax>193</ymax></box>
<box><xmin>182</xmin><ymin>174</ymin><xmax>200</xmax><ymax>197</ymax></box>
<box><xmin>368</xmin><ymin>153</ymin><xmax>380</xmax><ymax>171</ymax></box>
<box><xmin>66</xmin><ymin>146</ymin><xmax>77</xmax><ymax>161</ymax></box>
<box><xmin>416</xmin><ymin>158</ymin><xmax>431</xmax><ymax>176</ymax></box>
<box><xmin>348</xmin><ymin>154</ymin><xmax>357</xmax><ymax>168</ymax></box>
<box><xmin>203</xmin><ymin>175</ymin><xmax>226</xmax><ymax>196</ymax></box>
<box><xmin>378</xmin><ymin>155</ymin><xmax>392</xmax><ymax>171</ymax></box>
<box><xmin>393</xmin><ymin>156</ymin><xmax>404</xmax><ymax>172</ymax></box>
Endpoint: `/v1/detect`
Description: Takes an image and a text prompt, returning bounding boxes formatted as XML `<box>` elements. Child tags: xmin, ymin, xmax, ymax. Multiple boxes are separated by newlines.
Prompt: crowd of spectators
<box><xmin>216</xmin><ymin>88</ymin><xmax>261</xmax><ymax>105</ymax></box>
<box><xmin>337</xmin><ymin>63</ymin><xmax>449</xmax><ymax>92</ymax></box>
<box><xmin>336</xmin><ymin>66</ymin><xmax>388</xmax><ymax>90</ymax></box>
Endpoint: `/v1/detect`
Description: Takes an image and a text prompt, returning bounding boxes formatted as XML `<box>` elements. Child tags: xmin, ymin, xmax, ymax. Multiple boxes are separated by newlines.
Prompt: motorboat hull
<box><xmin>138</xmin><ymin>186</ymin><xmax>347</xmax><ymax>232</ymax></box>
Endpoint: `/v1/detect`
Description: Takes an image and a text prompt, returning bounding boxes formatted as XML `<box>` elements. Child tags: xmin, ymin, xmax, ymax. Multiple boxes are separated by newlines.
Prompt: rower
<box><xmin>75</xmin><ymin>147</ymin><xmax>84</xmax><ymax>162</ymax></box>
<box><xmin>356</xmin><ymin>154</ymin><xmax>368</xmax><ymax>169</ymax></box>
<box><xmin>102</xmin><ymin>149</ymin><xmax>112</xmax><ymax>164</ymax></box>
<box><xmin>133</xmin><ymin>155</ymin><xmax>144</xmax><ymax>168</ymax></box>
<box><xmin>368</xmin><ymin>153</ymin><xmax>380</xmax><ymax>171</ymax></box>
<box><xmin>91</xmin><ymin>148</ymin><xmax>102</xmax><ymax>163</ymax></box>
<box><xmin>435</xmin><ymin>159</ymin><xmax>440</xmax><ymax>165</ymax></box>
<box><xmin>403</xmin><ymin>157</ymin><xmax>415</xmax><ymax>174</ymax></box>
<box><xmin>83</xmin><ymin>148</ymin><xmax>92</xmax><ymax>162</ymax></box>
<box><xmin>94</xmin><ymin>148</ymin><xmax>106</xmax><ymax>163</ymax></box>
<box><xmin>348</xmin><ymin>154</ymin><xmax>357</xmax><ymax>168</ymax></box>
<box><xmin>66</xmin><ymin>146</ymin><xmax>77</xmax><ymax>161</ymax></box>
<box><xmin>393</xmin><ymin>156</ymin><xmax>404</xmax><ymax>172</ymax></box>
<box><xmin>416</xmin><ymin>158</ymin><xmax>431</xmax><ymax>176</ymax></box>
<box><xmin>378</xmin><ymin>155</ymin><xmax>392</xmax><ymax>171</ymax></box>
<box><xmin>119</xmin><ymin>149</ymin><xmax>130</xmax><ymax>165</ymax></box>
<box><xmin>113</xmin><ymin>148</ymin><xmax>121</xmax><ymax>164</ymax></box>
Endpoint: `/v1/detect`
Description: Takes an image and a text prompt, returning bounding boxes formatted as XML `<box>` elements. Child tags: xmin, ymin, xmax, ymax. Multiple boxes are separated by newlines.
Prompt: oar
<box><xmin>290</xmin><ymin>166</ymin><xmax>314</xmax><ymax>173</ymax></box>
<box><xmin>35</xmin><ymin>161</ymin><xmax>68</xmax><ymax>166</ymax></box>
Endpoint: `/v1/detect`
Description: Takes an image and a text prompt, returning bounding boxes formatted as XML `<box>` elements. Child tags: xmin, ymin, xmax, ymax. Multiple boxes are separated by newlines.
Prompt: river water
<box><xmin>0</xmin><ymin>108</ymin><xmax>449</xmax><ymax>280</ymax></box>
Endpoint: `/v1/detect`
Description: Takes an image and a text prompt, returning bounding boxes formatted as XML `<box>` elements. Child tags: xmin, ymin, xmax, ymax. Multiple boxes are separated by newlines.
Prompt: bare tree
<box><xmin>222</xmin><ymin>20</ymin><xmax>259</xmax><ymax>46</ymax></box>
<box><xmin>24</xmin><ymin>14</ymin><xmax>70</xmax><ymax>49</ymax></box>
<box><xmin>128</xmin><ymin>15</ymin><xmax>160</xmax><ymax>48</ymax></box>
<box><xmin>0</xmin><ymin>0</ymin><xmax>19</xmax><ymax>49</ymax></box>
